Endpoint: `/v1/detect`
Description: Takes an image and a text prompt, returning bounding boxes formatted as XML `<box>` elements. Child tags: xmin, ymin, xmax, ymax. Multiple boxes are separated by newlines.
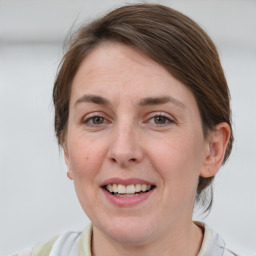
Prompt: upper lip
<box><xmin>101</xmin><ymin>178</ymin><xmax>155</xmax><ymax>187</ymax></box>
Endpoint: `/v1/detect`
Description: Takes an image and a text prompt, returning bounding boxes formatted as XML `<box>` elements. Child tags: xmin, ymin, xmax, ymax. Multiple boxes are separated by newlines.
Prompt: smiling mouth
<box><xmin>103</xmin><ymin>184</ymin><xmax>156</xmax><ymax>197</ymax></box>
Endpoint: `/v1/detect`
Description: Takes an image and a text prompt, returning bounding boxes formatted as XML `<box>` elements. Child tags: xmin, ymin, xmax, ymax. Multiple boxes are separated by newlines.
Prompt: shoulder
<box><xmin>11</xmin><ymin>235</ymin><xmax>57</xmax><ymax>256</ymax></box>
<box><xmin>31</xmin><ymin>235</ymin><xmax>59</xmax><ymax>256</ymax></box>
<box><xmin>12</xmin><ymin>224</ymin><xmax>92</xmax><ymax>256</ymax></box>
<box><xmin>11</xmin><ymin>235</ymin><xmax>59</xmax><ymax>256</ymax></box>
<box><xmin>196</xmin><ymin>222</ymin><xmax>240</xmax><ymax>256</ymax></box>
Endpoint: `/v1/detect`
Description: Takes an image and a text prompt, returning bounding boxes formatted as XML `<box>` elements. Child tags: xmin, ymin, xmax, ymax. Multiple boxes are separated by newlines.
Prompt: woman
<box><xmin>14</xmin><ymin>3</ymin><xmax>237</xmax><ymax>256</ymax></box>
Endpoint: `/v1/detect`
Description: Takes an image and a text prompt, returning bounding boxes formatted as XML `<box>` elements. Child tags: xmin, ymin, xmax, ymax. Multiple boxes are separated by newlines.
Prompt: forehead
<box><xmin>70</xmin><ymin>42</ymin><xmax>196</xmax><ymax>107</ymax></box>
<box><xmin>74</xmin><ymin>42</ymin><xmax>166</xmax><ymax>82</ymax></box>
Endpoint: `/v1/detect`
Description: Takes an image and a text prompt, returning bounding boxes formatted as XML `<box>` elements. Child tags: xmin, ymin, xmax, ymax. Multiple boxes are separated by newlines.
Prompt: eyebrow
<box><xmin>74</xmin><ymin>95</ymin><xmax>111</xmax><ymax>107</ymax></box>
<box><xmin>74</xmin><ymin>94</ymin><xmax>185</xmax><ymax>108</ymax></box>
<box><xmin>139</xmin><ymin>96</ymin><xmax>185</xmax><ymax>108</ymax></box>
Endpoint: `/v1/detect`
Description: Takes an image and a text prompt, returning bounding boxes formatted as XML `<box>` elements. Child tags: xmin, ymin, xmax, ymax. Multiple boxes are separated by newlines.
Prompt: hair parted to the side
<box><xmin>53</xmin><ymin>3</ymin><xmax>233</xmax><ymax>212</ymax></box>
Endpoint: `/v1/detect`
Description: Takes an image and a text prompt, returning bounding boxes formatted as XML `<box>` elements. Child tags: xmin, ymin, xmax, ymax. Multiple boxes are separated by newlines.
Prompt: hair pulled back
<box><xmin>53</xmin><ymin>4</ymin><xmax>233</xmax><ymax>212</ymax></box>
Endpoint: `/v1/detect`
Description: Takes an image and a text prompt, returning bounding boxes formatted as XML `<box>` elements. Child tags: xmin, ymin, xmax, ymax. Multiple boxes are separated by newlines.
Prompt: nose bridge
<box><xmin>108</xmin><ymin>117</ymin><xmax>143</xmax><ymax>166</ymax></box>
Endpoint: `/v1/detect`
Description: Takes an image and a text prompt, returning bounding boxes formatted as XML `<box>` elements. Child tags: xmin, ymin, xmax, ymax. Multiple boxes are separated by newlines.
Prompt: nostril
<box><xmin>109</xmin><ymin>156</ymin><xmax>138</xmax><ymax>166</ymax></box>
<box><xmin>111</xmin><ymin>158</ymin><xmax>117</xmax><ymax>163</ymax></box>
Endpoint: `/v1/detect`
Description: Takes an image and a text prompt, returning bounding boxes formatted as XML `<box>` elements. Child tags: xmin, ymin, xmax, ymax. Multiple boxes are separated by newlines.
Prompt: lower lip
<box><xmin>102</xmin><ymin>188</ymin><xmax>155</xmax><ymax>207</ymax></box>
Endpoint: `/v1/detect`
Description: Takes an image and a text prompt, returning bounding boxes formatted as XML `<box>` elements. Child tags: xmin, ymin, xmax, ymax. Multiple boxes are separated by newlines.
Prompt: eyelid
<box><xmin>144</xmin><ymin>112</ymin><xmax>176</xmax><ymax>127</ymax></box>
<box><xmin>147</xmin><ymin>112</ymin><xmax>175</xmax><ymax>121</ymax></box>
<box><xmin>82</xmin><ymin>112</ymin><xmax>111</xmax><ymax>124</ymax></box>
<box><xmin>81</xmin><ymin>111</ymin><xmax>176</xmax><ymax>127</ymax></box>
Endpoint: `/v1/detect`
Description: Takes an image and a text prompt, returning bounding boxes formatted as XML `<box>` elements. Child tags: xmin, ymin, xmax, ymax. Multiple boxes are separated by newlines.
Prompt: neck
<box><xmin>91</xmin><ymin>221</ymin><xmax>203</xmax><ymax>256</ymax></box>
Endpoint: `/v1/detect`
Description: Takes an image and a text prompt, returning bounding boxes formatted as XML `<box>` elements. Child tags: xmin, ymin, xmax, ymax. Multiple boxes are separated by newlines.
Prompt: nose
<box><xmin>107</xmin><ymin>124</ymin><xmax>144</xmax><ymax>168</ymax></box>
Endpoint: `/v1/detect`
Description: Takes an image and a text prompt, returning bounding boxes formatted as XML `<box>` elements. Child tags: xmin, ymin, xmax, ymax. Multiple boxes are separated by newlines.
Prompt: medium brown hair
<box><xmin>53</xmin><ymin>4</ymin><xmax>233</xmax><ymax>211</ymax></box>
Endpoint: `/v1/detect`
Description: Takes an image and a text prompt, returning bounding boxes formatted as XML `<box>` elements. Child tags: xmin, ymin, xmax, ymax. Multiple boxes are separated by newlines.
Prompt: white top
<box><xmin>12</xmin><ymin>223</ymin><xmax>238</xmax><ymax>256</ymax></box>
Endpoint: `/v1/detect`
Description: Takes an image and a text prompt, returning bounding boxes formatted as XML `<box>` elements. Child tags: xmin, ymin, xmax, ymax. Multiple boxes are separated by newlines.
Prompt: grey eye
<box><xmin>154</xmin><ymin>116</ymin><xmax>168</xmax><ymax>124</ymax></box>
<box><xmin>91</xmin><ymin>117</ymin><xmax>104</xmax><ymax>124</ymax></box>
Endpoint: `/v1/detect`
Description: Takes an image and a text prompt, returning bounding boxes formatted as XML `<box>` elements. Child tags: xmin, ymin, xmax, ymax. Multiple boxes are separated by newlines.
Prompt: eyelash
<box><xmin>147</xmin><ymin>113</ymin><xmax>174</xmax><ymax>127</ymax></box>
<box><xmin>82</xmin><ymin>113</ymin><xmax>175</xmax><ymax>128</ymax></box>
<box><xmin>82</xmin><ymin>114</ymin><xmax>109</xmax><ymax>127</ymax></box>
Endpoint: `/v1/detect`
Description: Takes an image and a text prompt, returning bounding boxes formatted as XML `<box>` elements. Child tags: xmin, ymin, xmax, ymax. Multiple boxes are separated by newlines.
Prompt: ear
<box><xmin>62</xmin><ymin>140</ymin><xmax>74</xmax><ymax>180</ymax></box>
<box><xmin>200</xmin><ymin>122</ymin><xmax>231</xmax><ymax>178</ymax></box>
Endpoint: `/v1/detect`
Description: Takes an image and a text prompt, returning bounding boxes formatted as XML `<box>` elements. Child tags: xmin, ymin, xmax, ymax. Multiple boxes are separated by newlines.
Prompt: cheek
<box><xmin>67</xmin><ymin>136</ymin><xmax>108</xmax><ymax>213</ymax></box>
<box><xmin>67</xmin><ymin>134</ymin><xmax>107</xmax><ymax>180</ymax></box>
<box><xmin>149</xmin><ymin>132</ymin><xmax>204</xmax><ymax>188</ymax></box>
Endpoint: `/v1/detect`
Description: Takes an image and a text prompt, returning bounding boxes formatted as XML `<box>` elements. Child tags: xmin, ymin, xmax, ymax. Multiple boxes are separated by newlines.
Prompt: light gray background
<box><xmin>0</xmin><ymin>0</ymin><xmax>255</xmax><ymax>255</ymax></box>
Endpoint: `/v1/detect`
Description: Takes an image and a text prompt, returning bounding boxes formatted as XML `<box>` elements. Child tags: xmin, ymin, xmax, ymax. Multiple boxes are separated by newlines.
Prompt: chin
<box><xmin>101</xmin><ymin>216</ymin><xmax>156</xmax><ymax>245</ymax></box>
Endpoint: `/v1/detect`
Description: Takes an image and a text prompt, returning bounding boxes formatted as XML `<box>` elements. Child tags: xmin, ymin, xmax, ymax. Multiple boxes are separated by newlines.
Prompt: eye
<box><xmin>153</xmin><ymin>116</ymin><xmax>170</xmax><ymax>124</ymax></box>
<box><xmin>83</xmin><ymin>115</ymin><xmax>108</xmax><ymax>126</ymax></box>
<box><xmin>90</xmin><ymin>116</ymin><xmax>105</xmax><ymax>124</ymax></box>
<box><xmin>146</xmin><ymin>113</ymin><xmax>175</xmax><ymax>127</ymax></box>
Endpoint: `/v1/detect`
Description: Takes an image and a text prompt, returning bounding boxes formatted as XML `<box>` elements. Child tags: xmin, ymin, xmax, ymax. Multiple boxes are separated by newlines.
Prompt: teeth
<box><xmin>106</xmin><ymin>184</ymin><xmax>113</xmax><ymax>193</ymax></box>
<box><xmin>126</xmin><ymin>184</ymin><xmax>135</xmax><ymax>193</ymax></box>
<box><xmin>105</xmin><ymin>184</ymin><xmax>152</xmax><ymax>194</ymax></box>
<box><xmin>112</xmin><ymin>184</ymin><xmax>118</xmax><ymax>193</ymax></box>
<box><xmin>135</xmin><ymin>184</ymin><xmax>141</xmax><ymax>192</ymax></box>
<box><xmin>118</xmin><ymin>184</ymin><xmax>126</xmax><ymax>194</ymax></box>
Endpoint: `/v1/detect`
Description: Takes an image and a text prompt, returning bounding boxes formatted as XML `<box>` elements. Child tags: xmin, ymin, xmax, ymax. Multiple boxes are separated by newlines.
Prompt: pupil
<box><xmin>154</xmin><ymin>116</ymin><xmax>166</xmax><ymax>124</ymax></box>
<box><xmin>93</xmin><ymin>117</ymin><xmax>103</xmax><ymax>124</ymax></box>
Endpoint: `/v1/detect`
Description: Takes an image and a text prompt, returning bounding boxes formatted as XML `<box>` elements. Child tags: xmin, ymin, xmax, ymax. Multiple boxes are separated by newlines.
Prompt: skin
<box><xmin>63</xmin><ymin>43</ymin><xmax>230</xmax><ymax>256</ymax></box>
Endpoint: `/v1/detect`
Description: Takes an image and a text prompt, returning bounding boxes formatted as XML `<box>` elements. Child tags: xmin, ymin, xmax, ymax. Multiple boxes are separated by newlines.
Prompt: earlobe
<box><xmin>200</xmin><ymin>122</ymin><xmax>231</xmax><ymax>178</ymax></box>
<box><xmin>67</xmin><ymin>171</ymin><xmax>73</xmax><ymax>180</ymax></box>
<box><xmin>62</xmin><ymin>142</ymin><xmax>74</xmax><ymax>180</ymax></box>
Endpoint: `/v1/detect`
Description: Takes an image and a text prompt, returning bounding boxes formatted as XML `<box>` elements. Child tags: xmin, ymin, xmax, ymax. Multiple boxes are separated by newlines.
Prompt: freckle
<box><xmin>86</xmin><ymin>157</ymin><xmax>89</xmax><ymax>160</ymax></box>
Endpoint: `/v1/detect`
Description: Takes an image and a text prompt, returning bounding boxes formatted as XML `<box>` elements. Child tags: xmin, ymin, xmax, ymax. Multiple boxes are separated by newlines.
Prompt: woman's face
<box><xmin>64</xmin><ymin>43</ymin><xmax>209</xmax><ymax>245</ymax></box>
